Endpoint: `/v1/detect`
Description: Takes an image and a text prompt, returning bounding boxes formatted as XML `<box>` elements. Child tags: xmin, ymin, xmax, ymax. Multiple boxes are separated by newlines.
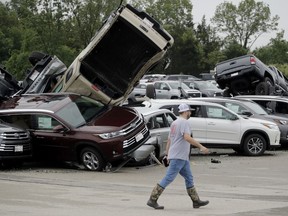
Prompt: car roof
<box><xmin>133</xmin><ymin>106</ymin><xmax>175</xmax><ymax>116</ymax></box>
<box><xmin>0</xmin><ymin>93</ymin><xmax>81</xmax><ymax>113</ymax></box>
<box><xmin>142</xmin><ymin>98</ymin><xmax>228</xmax><ymax>108</ymax></box>
<box><xmin>235</xmin><ymin>95</ymin><xmax>288</xmax><ymax>101</ymax></box>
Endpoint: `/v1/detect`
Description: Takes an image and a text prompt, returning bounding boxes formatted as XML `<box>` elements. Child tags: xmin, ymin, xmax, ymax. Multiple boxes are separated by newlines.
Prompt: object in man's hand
<box><xmin>162</xmin><ymin>155</ymin><xmax>169</xmax><ymax>167</ymax></box>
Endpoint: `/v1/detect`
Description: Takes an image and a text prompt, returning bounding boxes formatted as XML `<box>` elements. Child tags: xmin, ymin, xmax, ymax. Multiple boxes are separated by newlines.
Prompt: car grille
<box><xmin>123</xmin><ymin>125</ymin><xmax>149</xmax><ymax>153</ymax></box>
<box><xmin>121</xmin><ymin>115</ymin><xmax>143</xmax><ymax>135</ymax></box>
<box><xmin>0</xmin><ymin>131</ymin><xmax>31</xmax><ymax>152</ymax></box>
<box><xmin>188</xmin><ymin>92</ymin><xmax>201</xmax><ymax>97</ymax></box>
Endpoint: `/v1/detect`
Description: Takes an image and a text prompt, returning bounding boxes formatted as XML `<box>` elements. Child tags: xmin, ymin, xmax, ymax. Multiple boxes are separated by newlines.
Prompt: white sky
<box><xmin>191</xmin><ymin>0</ymin><xmax>288</xmax><ymax>50</ymax></box>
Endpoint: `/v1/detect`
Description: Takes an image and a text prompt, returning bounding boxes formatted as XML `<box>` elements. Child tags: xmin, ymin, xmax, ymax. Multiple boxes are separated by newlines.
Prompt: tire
<box><xmin>243</xmin><ymin>134</ymin><xmax>266</xmax><ymax>156</ymax></box>
<box><xmin>80</xmin><ymin>147</ymin><xmax>104</xmax><ymax>171</ymax></box>
<box><xmin>28</xmin><ymin>51</ymin><xmax>47</xmax><ymax>66</ymax></box>
<box><xmin>255</xmin><ymin>77</ymin><xmax>273</xmax><ymax>95</ymax></box>
<box><xmin>223</xmin><ymin>88</ymin><xmax>232</xmax><ymax>97</ymax></box>
<box><xmin>146</xmin><ymin>84</ymin><xmax>156</xmax><ymax>99</ymax></box>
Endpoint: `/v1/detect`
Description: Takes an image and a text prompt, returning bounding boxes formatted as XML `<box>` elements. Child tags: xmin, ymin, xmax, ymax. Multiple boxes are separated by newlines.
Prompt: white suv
<box><xmin>140</xmin><ymin>99</ymin><xmax>280</xmax><ymax>156</ymax></box>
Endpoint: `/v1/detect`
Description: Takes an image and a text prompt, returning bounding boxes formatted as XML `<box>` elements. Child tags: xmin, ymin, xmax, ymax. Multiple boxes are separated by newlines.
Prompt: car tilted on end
<box><xmin>52</xmin><ymin>4</ymin><xmax>174</xmax><ymax>106</ymax></box>
<box><xmin>0</xmin><ymin>93</ymin><xmax>150</xmax><ymax>171</ymax></box>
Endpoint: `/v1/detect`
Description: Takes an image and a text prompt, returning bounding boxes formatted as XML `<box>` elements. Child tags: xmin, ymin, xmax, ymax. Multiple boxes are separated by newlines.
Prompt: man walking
<box><xmin>147</xmin><ymin>103</ymin><xmax>210</xmax><ymax>210</ymax></box>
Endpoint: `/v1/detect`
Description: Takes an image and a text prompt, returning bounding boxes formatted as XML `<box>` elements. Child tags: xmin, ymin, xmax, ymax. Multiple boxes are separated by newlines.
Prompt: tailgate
<box><xmin>216</xmin><ymin>55</ymin><xmax>254</xmax><ymax>76</ymax></box>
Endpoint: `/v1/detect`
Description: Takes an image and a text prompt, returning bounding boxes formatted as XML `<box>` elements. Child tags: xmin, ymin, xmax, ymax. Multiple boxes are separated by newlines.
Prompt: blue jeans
<box><xmin>159</xmin><ymin>159</ymin><xmax>194</xmax><ymax>189</ymax></box>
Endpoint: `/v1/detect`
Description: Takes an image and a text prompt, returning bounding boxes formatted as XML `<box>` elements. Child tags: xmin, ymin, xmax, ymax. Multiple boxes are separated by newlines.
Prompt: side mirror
<box><xmin>230</xmin><ymin>115</ymin><xmax>239</xmax><ymax>120</ymax></box>
<box><xmin>163</xmin><ymin>87</ymin><xmax>170</xmax><ymax>91</ymax></box>
<box><xmin>241</xmin><ymin>110</ymin><xmax>253</xmax><ymax>117</ymax></box>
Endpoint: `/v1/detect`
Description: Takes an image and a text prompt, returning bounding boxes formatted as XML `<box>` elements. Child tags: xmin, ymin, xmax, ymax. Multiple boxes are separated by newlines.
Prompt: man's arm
<box><xmin>184</xmin><ymin>133</ymin><xmax>209</xmax><ymax>154</ymax></box>
<box><xmin>165</xmin><ymin>138</ymin><xmax>171</xmax><ymax>155</ymax></box>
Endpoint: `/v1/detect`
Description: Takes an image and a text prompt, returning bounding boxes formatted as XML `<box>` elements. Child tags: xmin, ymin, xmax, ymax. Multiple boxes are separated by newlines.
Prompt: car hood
<box><xmin>80</xmin><ymin>106</ymin><xmax>141</xmax><ymax>133</ymax></box>
<box><xmin>62</xmin><ymin>4</ymin><xmax>173</xmax><ymax>106</ymax></box>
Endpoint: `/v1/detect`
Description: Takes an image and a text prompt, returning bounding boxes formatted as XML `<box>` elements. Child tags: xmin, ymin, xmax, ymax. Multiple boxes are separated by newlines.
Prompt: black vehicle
<box><xmin>0</xmin><ymin>65</ymin><xmax>21</xmax><ymax>101</ymax></box>
<box><xmin>215</xmin><ymin>54</ymin><xmax>288</xmax><ymax>96</ymax></box>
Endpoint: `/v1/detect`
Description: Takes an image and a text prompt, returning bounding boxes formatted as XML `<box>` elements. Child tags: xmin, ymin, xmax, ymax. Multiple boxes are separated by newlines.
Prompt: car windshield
<box><xmin>194</xmin><ymin>81</ymin><xmax>219</xmax><ymax>90</ymax></box>
<box><xmin>169</xmin><ymin>82</ymin><xmax>190</xmax><ymax>90</ymax></box>
<box><xmin>56</xmin><ymin>96</ymin><xmax>105</xmax><ymax>128</ymax></box>
<box><xmin>240</xmin><ymin>100</ymin><xmax>268</xmax><ymax>115</ymax></box>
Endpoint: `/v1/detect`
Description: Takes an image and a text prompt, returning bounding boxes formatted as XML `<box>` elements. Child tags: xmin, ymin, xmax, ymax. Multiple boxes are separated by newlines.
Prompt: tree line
<box><xmin>0</xmin><ymin>0</ymin><xmax>287</xmax><ymax>80</ymax></box>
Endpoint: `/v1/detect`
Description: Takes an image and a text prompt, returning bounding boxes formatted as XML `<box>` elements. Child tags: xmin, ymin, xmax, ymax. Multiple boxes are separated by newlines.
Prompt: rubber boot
<box><xmin>147</xmin><ymin>184</ymin><xmax>165</xmax><ymax>209</ymax></box>
<box><xmin>187</xmin><ymin>186</ymin><xmax>209</xmax><ymax>208</ymax></box>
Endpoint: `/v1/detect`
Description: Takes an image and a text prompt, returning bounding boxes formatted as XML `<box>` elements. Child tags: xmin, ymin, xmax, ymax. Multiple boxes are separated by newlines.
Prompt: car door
<box><xmin>203</xmin><ymin>105</ymin><xmax>241</xmax><ymax>144</ymax></box>
<box><xmin>28</xmin><ymin>114</ymin><xmax>75</xmax><ymax>161</ymax></box>
<box><xmin>188</xmin><ymin>105</ymin><xmax>207</xmax><ymax>143</ymax></box>
<box><xmin>154</xmin><ymin>82</ymin><xmax>170</xmax><ymax>99</ymax></box>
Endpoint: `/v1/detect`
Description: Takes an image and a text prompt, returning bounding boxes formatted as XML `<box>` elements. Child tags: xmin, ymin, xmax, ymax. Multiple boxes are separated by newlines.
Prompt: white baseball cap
<box><xmin>178</xmin><ymin>103</ymin><xmax>191</xmax><ymax>113</ymax></box>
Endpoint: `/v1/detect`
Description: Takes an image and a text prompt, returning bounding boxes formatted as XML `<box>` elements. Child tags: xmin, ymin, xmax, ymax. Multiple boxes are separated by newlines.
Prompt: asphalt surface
<box><xmin>0</xmin><ymin>148</ymin><xmax>288</xmax><ymax>216</ymax></box>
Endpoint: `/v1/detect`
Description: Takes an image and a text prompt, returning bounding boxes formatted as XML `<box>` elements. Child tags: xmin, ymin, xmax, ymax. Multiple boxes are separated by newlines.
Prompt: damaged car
<box><xmin>52</xmin><ymin>4</ymin><xmax>174</xmax><ymax>105</ymax></box>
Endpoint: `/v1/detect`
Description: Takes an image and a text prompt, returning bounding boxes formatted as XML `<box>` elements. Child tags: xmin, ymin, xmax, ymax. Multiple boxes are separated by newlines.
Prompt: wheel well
<box><xmin>264</xmin><ymin>72</ymin><xmax>274</xmax><ymax>84</ymax></box>
<box><xmin>76</xmin><ymin>143</ymin><xmax>105</xmax><ymax>163</ymax></box>
<box><xmin>240</xmin><ymin>130</ymin><xmax>270</xmax><ymax>148</ymax></box>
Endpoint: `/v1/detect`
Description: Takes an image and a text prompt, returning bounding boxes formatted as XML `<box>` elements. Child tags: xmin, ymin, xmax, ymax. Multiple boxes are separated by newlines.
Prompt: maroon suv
<box><xmin>0</xmin><ymin>93</ymin><xmax>149</xmax><ymax>171</ymax></box>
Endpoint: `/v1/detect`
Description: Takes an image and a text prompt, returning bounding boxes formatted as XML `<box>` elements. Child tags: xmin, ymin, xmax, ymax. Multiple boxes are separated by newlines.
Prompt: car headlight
<box><xmin>261</xmin><ymin>123</ymin><xmax>279</xmax><ymax>130</ymax></box>
<box><xmin>98</xmin><ymin>130</ymin><xmax>126</xmax><ymax>139</ymax></box>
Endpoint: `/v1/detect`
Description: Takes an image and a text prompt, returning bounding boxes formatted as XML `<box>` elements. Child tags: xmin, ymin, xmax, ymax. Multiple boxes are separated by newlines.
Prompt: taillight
<box><xmin>91</xmin><ymin>85</ymin><xmax>99</xmax><ymax>91</ymax></box>
<box><xmin>250</xmin><ymin>56</ymin><xmax>256</xmax><ymax>65</ymax></box>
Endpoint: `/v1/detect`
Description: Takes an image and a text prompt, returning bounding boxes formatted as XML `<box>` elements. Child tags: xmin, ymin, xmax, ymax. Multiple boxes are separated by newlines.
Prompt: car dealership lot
<box><xmin>0</xmin><ymin>148</ymin><xmax>288</xmax><ymax>216</ymax></box>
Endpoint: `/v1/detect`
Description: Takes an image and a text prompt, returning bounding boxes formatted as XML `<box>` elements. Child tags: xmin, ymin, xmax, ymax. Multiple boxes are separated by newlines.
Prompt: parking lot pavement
<box><xmin>0</xmin><ymin>149</ymin><xmax>288</xmax><ymax>216</ymax></box>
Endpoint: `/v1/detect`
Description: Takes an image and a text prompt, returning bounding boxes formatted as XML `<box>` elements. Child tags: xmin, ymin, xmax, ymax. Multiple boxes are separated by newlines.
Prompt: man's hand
<box><xmin>199</xmin><ymin>146</ymin><xmax>210</xmax><ymax>154</ymax></box>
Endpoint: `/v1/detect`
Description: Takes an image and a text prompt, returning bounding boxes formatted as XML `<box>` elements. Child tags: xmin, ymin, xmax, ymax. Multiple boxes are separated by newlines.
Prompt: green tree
<box><xmin>254</xmin><ymin>31</ymin><xmax>288</xmax><ymax>65</ymax></box>
<box><xmin>195</xmin><ymin>16</ymin><xmax>223</xmax><ymax>72</ymax></box>
<box><xmin>211</xmin><ymin>0</ymin><xmax>279</xmax><ymax>50</ymax></box>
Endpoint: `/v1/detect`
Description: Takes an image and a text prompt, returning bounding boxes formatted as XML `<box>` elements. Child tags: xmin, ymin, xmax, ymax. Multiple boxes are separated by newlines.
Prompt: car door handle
<box><xmin>208</xmin><ymin>122</ymin><xmax>216</xmax><ymax>125</ymax></box>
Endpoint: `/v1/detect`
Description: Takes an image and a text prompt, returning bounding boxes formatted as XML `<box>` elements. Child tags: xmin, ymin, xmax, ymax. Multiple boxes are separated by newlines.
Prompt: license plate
<box><xmin>135</xmin><ymin>133</ymin><xmax>144</xmax><ymax>142</ymax></box>
<box><xmin>15</xmin><ymin>145</ymin><xmax>23</xmax><ymax>152</ymax></box>
<box><xmin>230</xmin><ymin>72</ymin><xmax>238</xmax><ymax>77</ymax></box>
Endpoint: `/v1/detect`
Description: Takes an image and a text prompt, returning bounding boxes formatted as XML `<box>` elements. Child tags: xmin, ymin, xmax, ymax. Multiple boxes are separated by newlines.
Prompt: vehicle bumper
<box><xmin>130</xmin><ymin>145</ymin><xmax>155</xmax><ymax>162</ymax></box>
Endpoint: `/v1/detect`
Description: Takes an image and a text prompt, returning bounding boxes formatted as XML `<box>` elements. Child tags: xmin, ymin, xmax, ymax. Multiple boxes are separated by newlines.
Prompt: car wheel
<box><xmin>223</xmin><ymin>88</ymin><xmax>232</xmax><ymax>97</ymax></box>
<box><xmin>255</xmin><ymin>78</ymin><xmax>273</xmax><ymax>95</ymax></box>
<box><xmin>80</xmin><ymin>147</ymin><xmax>104</xmax><ymax>171</ymax></box>
<box><xmin>243</xmin><ymin>134</ymin><xmax>266</xmax><ymax>156</ymax></box>
<box><xmin>146</xmin><ymin>84</ymin><xmax>156</xmax><ymax>99</ymax></box>
<box><xmin>28</xmin><ymin>51</ymin><xmax>47</xmax><ymax>66</ymax></box>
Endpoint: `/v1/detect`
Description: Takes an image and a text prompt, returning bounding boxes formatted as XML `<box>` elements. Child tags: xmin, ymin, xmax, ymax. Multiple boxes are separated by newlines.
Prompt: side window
<box><xmin>190</xmin><ymin>105</ymin><xmax>202</xmax><ymax>118</ymax></box>
<box><xmin>160</xmin><ymin>83</ymin><xmax>169</xmax><ymax>90</ymax></box>
<box><xmin>275</xmin><ymin>102</ymin><xmax>288</xmax><ymax>114</ymax></box>
<box><xmin>224</xmin><ymin>102</ymin><xmax>245</xmax><ymax>114</ymax></box>
<box><xmin>30</xmin><ymin>115</ymin><xmax>62</xmax><ymax>131</ymax></box>
<box><xmin>154</xmin><ymin>82</ymin><xmax>161</xmax><ymax>90</ymax></box>
<box><xmin>165</xmin><ymin>113</ymin><xmax>176</xmax><ymax>126</ymax></box>
<box><xmin>205</xmin><ymin>105</ymin><xmax>233</xmax><ymax>120</ymax></box>
<box><xmin>0</xmin><ymin>115</ymin><xmax>31</xmax><ymax>130</ymax></box>
<box><xmin>253</xmin><ymin>100</ymin><xmax>270</xmax><ymax>111</ymax></box>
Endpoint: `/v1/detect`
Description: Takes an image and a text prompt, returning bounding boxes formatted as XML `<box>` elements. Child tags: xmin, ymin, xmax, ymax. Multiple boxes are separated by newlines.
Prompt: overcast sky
<box><xmin>191</xmin><ymin>0</ymin><xmax>287</xmax><ymax>49</ymax></box>
<box><xmin>1</xmin><ymin>0</ymin><xmax>286</xmax><ymax>49</ymax></box>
